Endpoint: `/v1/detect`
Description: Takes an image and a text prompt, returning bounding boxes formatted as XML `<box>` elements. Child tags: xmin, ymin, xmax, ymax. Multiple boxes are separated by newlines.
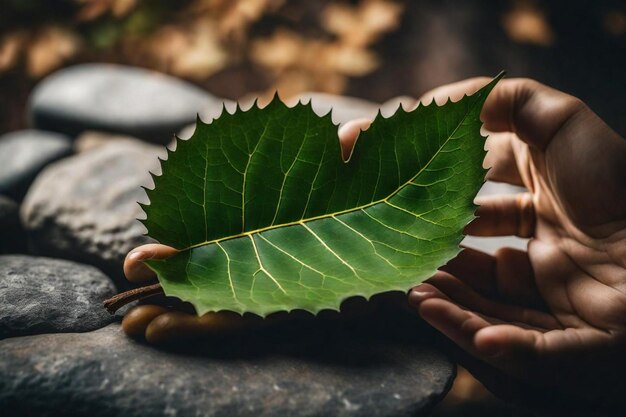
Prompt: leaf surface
<box><xmin>142</xmin><ymin>75</ymin><xmax>503</xmax><ymax>316</ymax></box>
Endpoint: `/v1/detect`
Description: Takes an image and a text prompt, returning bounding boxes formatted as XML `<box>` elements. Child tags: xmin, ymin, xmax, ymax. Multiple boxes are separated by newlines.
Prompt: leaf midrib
<box><xmin>181</xmin><ymin>102</ymin><xmax>474</xmax><ymax>252</ymax></box>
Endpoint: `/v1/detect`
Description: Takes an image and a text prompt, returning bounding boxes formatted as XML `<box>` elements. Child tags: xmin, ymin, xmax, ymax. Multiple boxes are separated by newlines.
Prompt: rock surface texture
<box><xmin>0</xmin><ymin>255</ymin><xmax>115</xmax><ymax>338</ymax></box>
<box><xmin>0</xmin><ymin>130</ymin><xmax>72</xmax><ymax>200</ymax></box>
<box><xmin>28</xmin><ymin>64</ymin><xmax>221</xmax><ymax>144</ymax></box>
<box><xmin>0</xmin><ymin>310</ymin><xmax>454</xmax><ymax>417</ymax></box>
<box><xmin>20</xmin><ymin>139</ymin><xmax>165</xmax><ymax>283</ymax></box>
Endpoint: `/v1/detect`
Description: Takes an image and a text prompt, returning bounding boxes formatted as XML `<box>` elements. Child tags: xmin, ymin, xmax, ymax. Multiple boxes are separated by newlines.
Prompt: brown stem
<box><xmin>103</xmin><ymin>283</ymin><xmax>164</xmax><ymax>314</ymax></box>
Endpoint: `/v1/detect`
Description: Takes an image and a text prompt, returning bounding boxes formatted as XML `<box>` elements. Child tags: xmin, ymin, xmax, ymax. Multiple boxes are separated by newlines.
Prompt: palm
<box><xmin>408</xmin><ymin>78</ymin><xmax>626</xmax><ymax>406</ymax></box>
<box><xmin>492</xmin><ymin>130</ymin><xmax>626</xmax><ymax>353</ymax></box>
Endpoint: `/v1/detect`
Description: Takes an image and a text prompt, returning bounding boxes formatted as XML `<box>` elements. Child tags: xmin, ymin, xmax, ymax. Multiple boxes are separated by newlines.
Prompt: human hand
<box><xmin>122</xmin><ymin>79</ymin><xmax>626</xmax><ymax>410</ymax></box>
<box><xmin>368</xmin><ymin>77</ymin><xmax>626</xmax><ymax>410</ymax></box>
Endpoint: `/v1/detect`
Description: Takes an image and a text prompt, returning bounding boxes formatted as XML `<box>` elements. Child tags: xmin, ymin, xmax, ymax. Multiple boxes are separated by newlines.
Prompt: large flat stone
<box><xmin>0</xmin><ymin>308</ymin><xmax>454</xmax><ymax>417</ymax></box>
<box><xmin>20</xmin><ymin>139</ymin><xmax>164</xmax><ymax>283</ymax></box>
<box><xmin>0</xmin><ymin>255</ymin><xmax>115</xmax><ymax>338</ymax></box>
<box><xmin>28</xmin><ymin>64</ymin><xmax>221</xmax><ymax>144</ymax></box>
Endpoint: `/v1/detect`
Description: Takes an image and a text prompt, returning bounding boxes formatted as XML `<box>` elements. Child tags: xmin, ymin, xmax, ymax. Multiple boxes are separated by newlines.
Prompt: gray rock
<box><xmin>0</xmin><ymin>310</ymin><xmax>454</xmax><ymax>417</ymax></box>
<box><xmin>0</xmin><ymin>130</ymin><xmax>72</xmax><ymax>200</ymax></box>
<box><xmin>0</xmin><ymin>195</ymin><xmax>26</xmax><ymax>253</ymax></box>
<box><xmin>28</xmin><ymin>64</ymin><xmax>221</xmax><ymax>144</ymax></box>
<box><xmin>73</xmin><ymin>130</ymin><xmax>141</xmax><ymax>153</ymax></box>
<box><xmin>177</xmin><ymin>100</ymin><xmax>237</xmax><ymax>140</ymax></box>
<box><xmin>379</xmin><ymin>96</ymin><xmax>417</xmax><ymax>117</ymax></box>
<box><xmin>21</xmin><ymin>139</ymin><xmax>165</xmax><ymax>283</ymax></box>
<box><xmin>0</xmin><ymin>255</ymin><xmax>115</xmax><ymax>338</ymax></box>
<box><xmin>291</xmin><ymin>93</ymin><xmax>380</xmax><ymax>125</ymax></box>
<box><xmin>177</xmin><ymin>94</ymin><xmax>382</xmax><ymax>142</ymax></box>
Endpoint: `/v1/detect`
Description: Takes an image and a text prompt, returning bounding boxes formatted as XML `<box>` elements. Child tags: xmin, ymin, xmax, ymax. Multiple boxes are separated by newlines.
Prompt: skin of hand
<box><xmin>123</xmin><ymin>78</ymin><xmax>626</xmax><ymax>409</ymax></box>
<box><xmin>400</xmin><ymin>78</ymin><xmax>626</xmax><ymax>410</ymax></box>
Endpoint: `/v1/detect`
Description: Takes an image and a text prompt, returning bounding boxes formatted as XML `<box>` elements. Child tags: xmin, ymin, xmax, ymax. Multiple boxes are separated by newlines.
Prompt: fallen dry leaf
<box><xmin>502</xmin><ymin>0</ymin><xmax>555</xmax><ymax>47</ymax></box>
<box><xmin>26</xmin><ymin>26</ymin><xmax>81</xmax><ymax>77</ymax></box>
<box><xmin>0</xmin><ymin>31</ymin><xmax>27</xmax><ymax>72</ymax></box>
<box><xmin>322</xmin><ymin>0</ymin><xmax>403</xmax><ymax>47</ymax></box>
<box><xmin>76</xmin><ymin>0</ymin><xmax>138</xmax><ymax>21</ymax></box>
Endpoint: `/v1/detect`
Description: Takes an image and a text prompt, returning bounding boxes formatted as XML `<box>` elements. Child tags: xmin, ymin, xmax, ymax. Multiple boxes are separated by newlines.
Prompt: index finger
<box><xmin>420</xmin><ymin>77</ymin><xmax>585</xmax><ymax>150</ymax></box>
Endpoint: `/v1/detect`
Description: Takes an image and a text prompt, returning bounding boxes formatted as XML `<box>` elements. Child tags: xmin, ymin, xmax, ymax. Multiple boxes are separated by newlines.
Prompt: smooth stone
<box><xmin>0</xmin><ymin>308</ymin><xmax>454</xmax><ymax>417</ymax></box>
<box><xmin>176</xmin><ymin>100</ymin><xmax>237</xmax><ymax>141</ymax></box>
<box><xmin>0</xmin><ymin>255</ymin><xmax>115</xmax><ymax>338</ymax></box>
<box><xmin>0</xmin><ymin>130</ymin><xmax>72</xmax><ymax>201</ymax></box>
<box><xmin>0</xmin><ymin>195</ymin><xmax>26</xmax><ymax>253</ymax></box>
<box><xmin>28</xmin><ymin>64</ymin><xmax>221</xmax><ymax>144</ymax></box>
<box><xmin>379</xmin><ymin>96</ymin><xmax>418</xmax><ymax>117</ymax></box>
<box><xmin>20</xmin><ymin>139</ymin><xmax>165</xmax><ymax>283</ymax></box>
<box><xmin>73</xmin><ymin>130</ymin><xmax>140</xmax><ymax>153</ymax></box>
<box><xmin>178</xmin><ymin>94</ymin><xmax>382</xmax><ymax>142</ymax></box>
<box><xmin>291</xmin><ymin>93</ymin><xmax>380</xmax><ymax>125</ymax></box>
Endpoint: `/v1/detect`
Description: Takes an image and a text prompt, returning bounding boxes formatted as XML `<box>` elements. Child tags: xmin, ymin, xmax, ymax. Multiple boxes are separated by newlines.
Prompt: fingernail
<box><xmin>129</xmin><ymin>251</ymin><xmax>149</xmax><ymax>262</ymax></box>
<box><xmin>408</xmin><ymin>289</ymin><xmax>433</xmax><ymax>305</ymax></box>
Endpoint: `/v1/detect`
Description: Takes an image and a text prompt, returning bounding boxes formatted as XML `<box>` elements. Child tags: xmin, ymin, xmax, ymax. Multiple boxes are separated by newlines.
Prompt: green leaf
<box><xmin>142</xmin><ymin>74</ymin><xmax>503</xmax><ymax>316</ymax></box>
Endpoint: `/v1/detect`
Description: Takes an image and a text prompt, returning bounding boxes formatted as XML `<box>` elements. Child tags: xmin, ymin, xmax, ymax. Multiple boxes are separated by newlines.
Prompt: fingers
<box><xmin>475</xmin><ymin>325</ymin><xmax>544</xmax><ymax>358</ymax></box>
<box><xmin>420</xmin><ymin>77</ymin><xmax>586</xmax><ymax>150</ymax></box>
<box><xmin>442</xmin><ymin>247</ymin><xmax>543</xmax><ymax>309</ymax></box>
<box><xmin>122</xmin><ymin>304</ymin><xmax>251</xmax><ymax>344</ymax></box>
<box><xmin>145</xmin><ymin>311</ymin><xmax>248</xmax><ymax>344</ymax></box>
<box><xmin>484</xmin><ymin>132</ymin><xmax>525</xmax><ymax>186</ymax></box>
<box><xmin>419</xmin><ymin>77</ymin><xmax>493</xmax><ymax>106</ymax></box>
<box><xmin>420</xmin><ymin>272</ymin><xmax>560</xmax><ymax>330</ymax></box>
<box><xmin>475</xmin><ymin>325</ymin><xmax>613</xmax><ymax>363</ymax></box>
<box><xmin>122</xmin><ymin>305</ymin><xmax>170</xmax><ymax>339</ymax></box>
<box><xmin>124</xmin><ymin>244</ymin><xmax>178</xmax><ymax>284</ymax></box>
<box><xmin>340</xmin><ymin>83</ymin><xmax>547</xmax><ymax>187</ymax></box>
<box><xmin>481</xmin><ymin>78</ymin><xmax>585</xmax><ymax>150</ymax></box>
<box><xmin>410</xmin><ymin>286</ymin><xmax>540</xmax><ymax>378</ymax></box>
<box><xmin>467</xmin><ymin>193</ymin><xmax>535</xmax><ymax>238</ymax></box>
<box><xmin>490</xmin><ymin>247</ymin><xmax>541</xmax><ymax>307</ymax></box>
<box><xmin>409</xmin><ymin>282</ymin><xmax>553</xmax><ymax>381</ymax></box>
<box><xmin>409</xmin><ymin>290</ymin><xmax>492</xmax><ymax>357</ymax></box>
<box><xmin>338</xmin><ymin>118</ymin><xmax>372</xmax><ymax>161</ymax></box>
<box><xmin>441</xmin><ymin>248</ymin><xmax>499</xmax><ymax>297</ymax></box>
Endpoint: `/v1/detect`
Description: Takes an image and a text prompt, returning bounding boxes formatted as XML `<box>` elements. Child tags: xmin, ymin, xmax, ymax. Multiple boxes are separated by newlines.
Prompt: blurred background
<box><xmin>1</xmin><ymin>1</ymin><xmax>624</xmax><ymax>416</ymax></box>
<box><xmin>1</xmin><ymin>0</ymin><xmax>625</xmax><ymax>135</ymax></box>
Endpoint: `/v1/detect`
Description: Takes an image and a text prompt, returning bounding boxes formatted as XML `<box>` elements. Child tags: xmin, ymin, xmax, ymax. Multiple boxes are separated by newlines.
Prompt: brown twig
<box><xmin>103</xmin><ymin>283</ymin><xmax>164</xmax><ymax>314</ymax></box>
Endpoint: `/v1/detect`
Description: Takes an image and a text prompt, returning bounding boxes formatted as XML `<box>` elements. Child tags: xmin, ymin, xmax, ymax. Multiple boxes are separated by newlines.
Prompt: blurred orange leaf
<box><xmin>322</xmin><ymin>0</ymin><xmax>403</xmax><ymax>47</ymax></box>
<box><xmin>143</xmin><ymin>22</ymin><xmax>229</xmax><ymax>79</ymax></box>
<box><xmin>27</xmin><ymin>26</ymin><xmax>81</xmax><ymax>78</ymax></box>
<box><xmin>0</xmin><ymin>31</ymin><xmax>27</xmax><ymax>72</ymax></box>
<box><xmin>76</xmin><ymin>0</ymin><xmax>139</xmax><ymax>21</ymax></box>
<box><xmin>502</xmin><ymin>0</ymin><xmax>554</xmax><ymax>47</ymax></box>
